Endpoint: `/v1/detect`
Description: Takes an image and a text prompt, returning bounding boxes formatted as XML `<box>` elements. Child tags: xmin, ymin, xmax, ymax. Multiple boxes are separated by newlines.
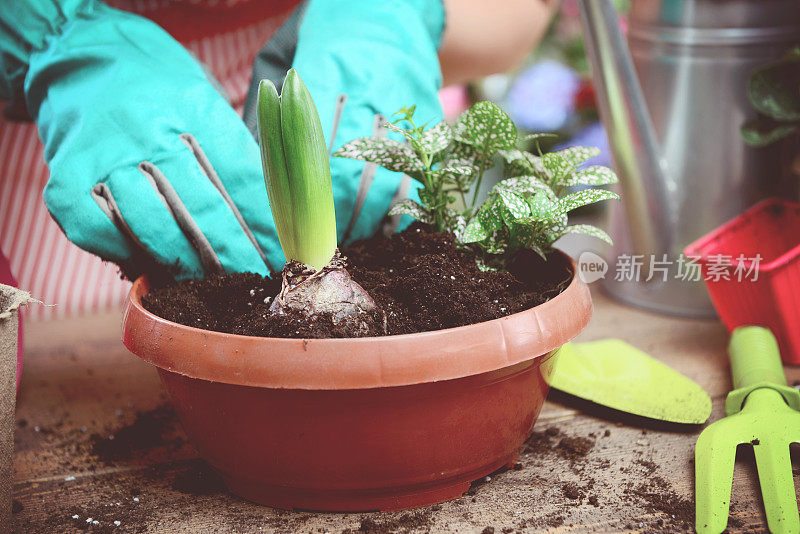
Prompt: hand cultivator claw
<box><xmin>695</xmin><ymin>327</ymin><xmax>800</xmax><ymax>534</ymax></box>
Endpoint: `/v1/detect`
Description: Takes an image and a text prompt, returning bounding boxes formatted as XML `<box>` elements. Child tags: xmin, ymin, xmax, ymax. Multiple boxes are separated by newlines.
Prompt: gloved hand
<box><xmin>243</xmin><ymin>0</ymin><xmax>445</xmax><ymax>244</ymax></box>
<box><xmin>1</xmin><ymin>0</ymin><xmax>280</xmax><ymax>278</ymax></box>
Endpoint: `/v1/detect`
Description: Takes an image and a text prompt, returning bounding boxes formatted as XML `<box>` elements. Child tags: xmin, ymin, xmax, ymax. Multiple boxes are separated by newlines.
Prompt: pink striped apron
<box><xmin>0</xmin><ymin>0</ymin><xmax>295</xmax><ymax>319</ymax></box>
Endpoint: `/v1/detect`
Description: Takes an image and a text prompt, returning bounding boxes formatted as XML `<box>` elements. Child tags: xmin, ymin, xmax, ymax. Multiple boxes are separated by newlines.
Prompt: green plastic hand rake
<box><xmin>695</xmin><ymin>326</ymin><xmax>800</xmax><ymax>534</ymax></box>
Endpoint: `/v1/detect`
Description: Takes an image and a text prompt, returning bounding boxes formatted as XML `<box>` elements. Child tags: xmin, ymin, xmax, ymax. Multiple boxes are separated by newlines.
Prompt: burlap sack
<box><xmin>0</xmin><ymin>284</ymin><xmax>34</xmax><ymax>533</ymax></box>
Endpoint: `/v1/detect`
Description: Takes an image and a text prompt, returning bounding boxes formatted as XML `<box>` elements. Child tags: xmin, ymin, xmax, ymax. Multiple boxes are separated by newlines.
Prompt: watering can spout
<box><xmin>577</xmin><ymin>0</ymin><xmax>671</xmax><ymax>257</ymax></box>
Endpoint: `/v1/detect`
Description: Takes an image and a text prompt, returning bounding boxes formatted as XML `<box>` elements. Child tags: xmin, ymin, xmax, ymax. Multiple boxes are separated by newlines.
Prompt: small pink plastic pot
<box><xmin>122</xmin><ymin>253</ymin><xmax>591</xmax><ymax>511</ymax></box>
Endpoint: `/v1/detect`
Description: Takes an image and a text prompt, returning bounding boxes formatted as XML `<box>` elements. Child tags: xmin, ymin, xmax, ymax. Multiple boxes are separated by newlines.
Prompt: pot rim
<box><xmin>122</xmin><ymin>250</ymin><xmax>592</xmax><ymax>390</ymax></box>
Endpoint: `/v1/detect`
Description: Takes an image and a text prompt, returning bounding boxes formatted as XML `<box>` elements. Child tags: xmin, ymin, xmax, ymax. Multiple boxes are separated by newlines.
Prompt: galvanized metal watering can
<box><xmin>577</xmin><ymin>0</ymin><xmax>800</xmax><ymax>316</ymax></box>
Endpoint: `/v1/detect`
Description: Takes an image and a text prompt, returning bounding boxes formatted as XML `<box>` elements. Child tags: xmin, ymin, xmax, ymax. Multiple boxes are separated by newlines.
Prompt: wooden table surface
<box><xmin>10</xmin><ymin>289</ymin><xmax>800</xmax><ymax>533</ymax></box>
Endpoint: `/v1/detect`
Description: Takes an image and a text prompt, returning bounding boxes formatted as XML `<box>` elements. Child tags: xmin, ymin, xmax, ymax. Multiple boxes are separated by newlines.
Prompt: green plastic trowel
<box><xmin>545</xmin><ymin>339</ymin><xmax>712</xmax><ymax>424</ymax></box>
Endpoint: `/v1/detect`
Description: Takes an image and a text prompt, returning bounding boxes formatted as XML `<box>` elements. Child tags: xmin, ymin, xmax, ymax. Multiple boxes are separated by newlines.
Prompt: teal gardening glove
<box><xmin>244</xmin><ymin>0</ymin><xmax>445</xmax><ymax>244</ymax></box>
<box><xmin>1</xmin><ymin>0</ymin><xmax>280</xmax><ymax>278</ymax></box>
<box><xmin>1</xmin><ymin>0</ymin><xmax>444</xmax><ymax>278</ymax></box>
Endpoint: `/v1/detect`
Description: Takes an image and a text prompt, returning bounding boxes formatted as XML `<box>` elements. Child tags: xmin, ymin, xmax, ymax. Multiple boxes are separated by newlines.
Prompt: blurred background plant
<box><xmin>741</xmin><ymin>46</ymin><xmax>800</xmax><ymax>149</ymax></box>
<box><xmin>438</xmin><ymin>0</ymin><xmax>630</xmax><ymax>209</ymax></box>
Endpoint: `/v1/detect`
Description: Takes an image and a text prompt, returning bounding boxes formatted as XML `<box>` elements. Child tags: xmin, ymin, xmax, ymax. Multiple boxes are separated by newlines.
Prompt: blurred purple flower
<box><xmin>555</xmin><ymin>121</ymin><xmax>613</xmax><ymax>169</ymax></box>
<box><xmin>506</xmin><ymin>60</ymin><xmax>580</xmax><ymax>132</ymax></box>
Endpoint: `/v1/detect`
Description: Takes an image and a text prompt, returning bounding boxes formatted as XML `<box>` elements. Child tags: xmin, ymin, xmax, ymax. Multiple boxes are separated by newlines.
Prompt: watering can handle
<box><xmin>729</xmin><ymin>327</ymin><xmax>787</xmax><ymax>389</ymax></box>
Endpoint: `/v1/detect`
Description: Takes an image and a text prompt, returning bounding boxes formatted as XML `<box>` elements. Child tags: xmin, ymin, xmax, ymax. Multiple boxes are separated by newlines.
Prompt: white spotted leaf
<box><xmin>334</xmin><ymin>137</ymin><xmax>424</xmax><ymax>174</ymax></box>
<box><xmin>559</xmin><ymin>188</ymin><xmax>620</xmax><ymax>212</ymax></box>
<box><xmin>561</xmin><ymin>166</ymin><xmax>618</xmax><ymax>187</ymax></box>
<box><xmin>388</xmin><ymin>198</ymin><xmax>432</xmax><ymax>223</ymax></box>
<box><xmin>499</xmin><ymin>149</ymin><xmax>547</xmax><ymax>178</ymax></box>
<box><xmin>454</xmin><ymin>101</ymin><xmax>517</xmax><ymax>152</ymax></box>
<box><xmin>542</xmin><ymin>146</ymin><xmax>600</xmax><ymax>185</ymax></box>
<box><xmin>459</xmin><ymin>218</ymin><xmax>489</xmax><ymax>244</ymax></box>
<box><xmin>477</xmin><ymin>197</ymin><xmax>504</xmax><ymax>232</ymax></box>
<box><xmin>420</xmin><ymin>121</ymin><xmax>453</xmax><ymax>154</ymax></box>
<box><xmin>383</xmin><ymin>120</ymin><xmax>418</xmax><ymax>145</ymax></box>
<box><xmin>560</xmin><ymin>224</ymin><xmax>613</xmax><ymax>245</ymax></box>
<box><xmin>496</xmin><ymin>188</ymin><xmax>530</xmax><ymax>219</ymax></box>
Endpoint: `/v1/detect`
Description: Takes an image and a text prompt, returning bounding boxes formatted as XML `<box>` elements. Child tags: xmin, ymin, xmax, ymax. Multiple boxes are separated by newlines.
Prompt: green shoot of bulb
<box><xmin>256</xmin><ymin>69</ymin><xmax>337</xmax><ymax>271</ymax></box>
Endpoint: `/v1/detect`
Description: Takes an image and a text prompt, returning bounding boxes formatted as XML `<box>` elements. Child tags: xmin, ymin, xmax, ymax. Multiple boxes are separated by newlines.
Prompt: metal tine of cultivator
<box><xmin>696</xmin><ymin>326</ymin><xmax>800</xmax><ymax>534</ymax></box>
<box><xmin>328</xmin><ymin>93</ymin><xmax>348</xmax><ymax>156</ymax></box>
<box><xmin>342</xmin><ymin>113</ymin><xmax>387</xmax><ymax>243</ymax></box>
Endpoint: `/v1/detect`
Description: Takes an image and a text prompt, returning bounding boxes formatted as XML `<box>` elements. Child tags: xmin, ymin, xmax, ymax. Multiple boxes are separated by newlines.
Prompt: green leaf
<box><xmin>383</xmin><ymin>120</ymin><xmax>419</xmax><ymax>145</ymax></box>
<box><xmin>475</xmin><ymin>258</ymin><xmax>497</xmax><ymax>272</ymax></box>
<box><xmin>451</xmin><ymin>140</ymin><xmax>495</xmax><ymax>171</ymax></box>
<box><xmin>511</xmin><ymin>222</ymin><xmax>550</xmax><ymax>256</ymax></box>
<box><xmin>543</xmin><ymin>219</ymin><xmax>567</xmax><ymax>246</ymax></box>
<box><xmin>393</xmin><ymin>105</ymin><xmax>417</xmax><ymax>123</ymax></box>
<box><xmin>417</xmin><ymin>188</ymin><xmax>439</xmax><ymax>210</ymax></box>
<box><xmin>523</xmin><ymin>215</ymin><xmax>567</xmax><ymax>248</ymax></box>
<box><xmin>278</xmin><ymin>69</ymin><xmax>337</xmax><ymax>270</ymax></box>
<box><xmin>498</xmin><ymin>148</ymin><xmax>524</xmax><ymax>163</ymax></box>
<box><xmin>420</xmin><ymin>121</ymin><xmax>453</xmax><ymax>154</ymax></box>
<box><xmin>334</xmin><ymin>137</ymin><xmax>424</xmax><ymax>174</ymax></box>
<box><xmin>553</xmin><ymin>146</ymin><xmax>601</xmax><ymax>166</ymax></box>
<box><xmin>516</xmin><ymin>215</ymin><xmax>556</xmax><ymax>227</ymax></box>
<box><xmin>444</xmin><ymin>155</ymin><xmax>476</xmax><ymax>168</ymax></box>
<box><xmin>496</xmin><ymin>188</ymin><xmax>531</xmax><ymax>219</ymax></box>
<box><xmin>434</xmin><ymin>165</ymin><xmax>476</xmax><ymax>193</ymax></box>
<box><xmin>257</xmin><ymin>78</ymin><xmax>296</xmax><ymax>261</ymax></box>
<box><xmin>431</xmin><ymin>165</ymin><xmax>474</xmax><ymax>179</ymax></box>
<box><xmin>388</xmin><ymin>199</ymin><xmax>432</xmax><ymax>224</ymax></box>
<box><xmin>741</xmin><ymin>117</ymin><xmax>797</xmax><ymax>147</ymax></box>
<box><xmin>477</xmin><ymin>197</ymin><xmax>505</xmax><ymax>232</ymax></box>
<box><xmin>499</xmin><ymin>148</ymin><xmax>546</xmax><ymax>177</ymax></box>
<box><xmin>561</xmin><ymin>166</ymin><xmax>619</xmax><ymax>187</ymax></box>
<box><xmin>459</xmin><ymin>217</ymin><xmax>489</xmax><ymax>243</ymax></box>
<box><xmin>482</xmin><ymin>229</ymin><xmax>509</xmax><ymax>254</ymax></box>
<box><xmin>747</xmin><ymin>49</ymin><xmax>800</xmax><ymax>121</ymax></box>
<box><xmin>559</xmin><ymin>188</ymin><xmax>620</xmax><ymax>212</ymax></box>
<box><xmin>454</xmin><ymin>101</ymin><xmax>518</xmax><ymax>152</ymax></box>
<box><xmin>496</xmin><ymin>176</ymin><xmax>554</xmax><ymax>199</ymax></box>
<box><xmin>528</xmin><ymin>192</ymin><xmax>562</xmax><ymax>218</ymax></box>
<box><xmin>560</xmin><ymin>224</ymin><xmax>613</xmax><ymax>245</ymax></box>
<box><xmin>441</xmin><ymin>155</ymin><xmax>478</xmax><ymax>185</ymax></box>
<box><xmin>541</xmin><ymin>154</ymin><xmax>569</xmax><ymax>184</ymax></box>
<box><xmin>522</xmin><ymin>133</ymin><xmax>558</xmax><ymax>143</ymax></box>
<box><xmin>446</xmin><ymin>214</ymin><xmax>469</xmax><ymax>238</ymax></box>
<box><xmin>542</xmin><ymin>146</ymin><xmax>600</xmax><ymax>185</ymax></box>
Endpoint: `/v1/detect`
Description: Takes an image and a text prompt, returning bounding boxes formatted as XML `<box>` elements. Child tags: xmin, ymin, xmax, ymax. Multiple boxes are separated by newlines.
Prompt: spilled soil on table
<box><xmin>18</xmin><ymin>399</ymin><xmax>740</xmax><ymax>533</ymax></box>
<box><xmin>142</xmin><ymin>223</ymin><xmax>573</xmax><ymax>338</ymax></box>
<box><xmin>505</xmin><ymin>425</ymin><xmax>698</xmax><ymax>533</ymax></box>
<box><xmin>89</xmin><ymin>405</ymin><xmax>184</xmax><ymax>465</ymax></box>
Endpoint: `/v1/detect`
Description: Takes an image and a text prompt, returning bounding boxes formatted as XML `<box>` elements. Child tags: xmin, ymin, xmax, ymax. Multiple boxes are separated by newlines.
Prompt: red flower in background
<box><xmin>573</xmin><ymin>79</ymin><xmax>597</xmax><ymax>112</ymax></box>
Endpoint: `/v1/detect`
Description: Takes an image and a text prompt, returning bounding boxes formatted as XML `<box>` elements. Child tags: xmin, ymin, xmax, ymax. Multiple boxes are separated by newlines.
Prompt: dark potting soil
<box><xmin>142</xmin><ymin>223</ymin><xmax>573</xmax><ymax>338</ymax></box>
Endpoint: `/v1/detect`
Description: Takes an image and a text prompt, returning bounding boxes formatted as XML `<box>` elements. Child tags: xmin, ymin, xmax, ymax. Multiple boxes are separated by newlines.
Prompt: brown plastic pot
<box><xmin>122</xmin><ymin>252</ymin><xmax>591</xmax><ymax>511</ymax></box>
